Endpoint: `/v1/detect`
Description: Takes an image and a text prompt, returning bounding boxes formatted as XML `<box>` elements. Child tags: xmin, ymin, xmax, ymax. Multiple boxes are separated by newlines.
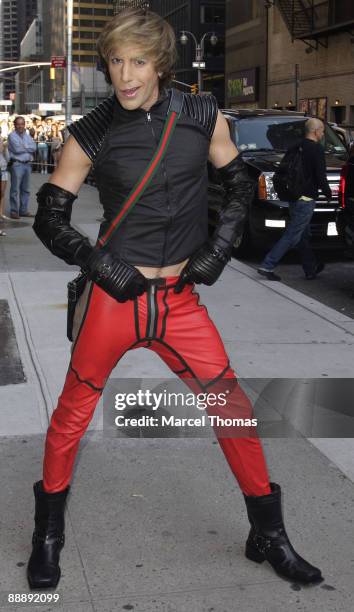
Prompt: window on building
<box><xmin>331</xmin><ymin>105</ymin><xmax>346</xmax><ymax>123</ymax></box>
<box><xmin>73</xmin><ymin>42</ymin><xmax>96</xmax><ymax>51</ymax></box>
<box><xmin>200</xmin><ymin>5</ymin><xmax>225</xmax><ymax>24</ymax></box>
<box><xmin>331</xmin><ymin>0</ymin><xmax>354</xmax><ymax>23</ymax></box>
<box><xmin>80</xmin><ymin>31</ymin><xmax>95</xmax><ymax>39</ymax></box>
<box><xmin>78</xmin><ymin>7</ymin><xmax>94</xmax><ymax>15</ymax></box>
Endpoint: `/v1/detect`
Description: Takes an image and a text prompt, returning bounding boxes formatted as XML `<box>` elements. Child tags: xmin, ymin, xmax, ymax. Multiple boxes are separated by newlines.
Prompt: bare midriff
<box><xmin>136</xmin><ymin>258</ymin><xmax>189</xmax><ymax>279</ymax></box>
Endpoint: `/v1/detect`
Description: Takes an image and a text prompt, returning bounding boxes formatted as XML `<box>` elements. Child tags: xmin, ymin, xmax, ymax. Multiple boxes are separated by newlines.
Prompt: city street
<box><xmin>243</xmin><ymin>250</ymin><xmax>354</xmax><ymax>321</ymax></box>
<box><xmin>0</xmin><ymin>172</ymin><xmax>353</xmax><ymax>611</ymax></box>
<box><xmin>2</xmin><ymin>0</ymin><xmax>354</xmax><ymax>610</ymax></box>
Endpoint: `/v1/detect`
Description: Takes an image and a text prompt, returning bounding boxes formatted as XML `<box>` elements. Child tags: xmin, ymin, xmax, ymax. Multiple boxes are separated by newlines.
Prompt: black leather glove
<box><xmin>33</xmin><ymin>183</ymin><xmax>147</xmax><ymax>302</ymax></box>
<box><xmin>174</xmin><ymin>243</ymin><xmax>228</xmax><ymax>293</ymax></box>
<box><xmin>174</xmin><ymin>155</ymin><xmax>255</xmax><ymax>293</ymax></box>
<box><xmin>86</xmin><ymin>248</ymin><xmax>147</xmax><ymax>302</ymax></box>
<box><xmin>33</xmin><ymin>182</ymin><xmax>93</xmax><ymax>268</ymax></box>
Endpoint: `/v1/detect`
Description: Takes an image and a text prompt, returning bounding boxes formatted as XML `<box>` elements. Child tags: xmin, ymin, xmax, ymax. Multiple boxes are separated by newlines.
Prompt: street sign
<box><xmin>192</xmin><ymin>61</ymin><xmax>206</xmax><ymax>69</ymax></box>
<box><xmin>51</xmin><ymin>56</ymin><xmax>66</xmax><ymax>68</ymax></box>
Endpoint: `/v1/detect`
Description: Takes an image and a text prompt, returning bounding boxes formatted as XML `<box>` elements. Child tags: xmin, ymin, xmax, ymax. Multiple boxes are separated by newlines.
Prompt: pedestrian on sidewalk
<box><xmin>258</xmin><ymin>118</ymin><xmax>332</xmax><ymax>281</ymax></box>
<box><xmin>27</xmin><ymin>7</ymin><xmax>323</xmax><ymax>591</ymax></box>
<box><xmin>36</xmin><ymin>126</ymin><xmax>49</xmax><ymax>175</ymax></box>
<box><xmin>0</xmin><ymin>128</ymin><xmax>9</xmax><ymax>234</ymax></box>
<box><xmin>7</xmin><ymin>116</ymin><xmax>36</xmax><ymax>219</ymax></box>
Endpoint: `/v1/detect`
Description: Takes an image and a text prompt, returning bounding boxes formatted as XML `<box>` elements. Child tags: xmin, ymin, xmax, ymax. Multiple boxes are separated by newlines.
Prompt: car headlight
<box><xmin>258</xmin><ymin>172</ymin><xmax>279</xmax><ymax>201</ymax></box>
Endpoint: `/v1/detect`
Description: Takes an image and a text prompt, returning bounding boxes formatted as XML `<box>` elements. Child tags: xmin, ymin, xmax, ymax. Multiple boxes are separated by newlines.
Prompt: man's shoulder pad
<box><xmin>67</xmin><ymin>95</ymin><xmax>115</xmax><ymax>162</ymax></box>
<box><xmin>182</xmin><ymin>93</ymin><xmax>218</xmax><ymax>139</ymax></box>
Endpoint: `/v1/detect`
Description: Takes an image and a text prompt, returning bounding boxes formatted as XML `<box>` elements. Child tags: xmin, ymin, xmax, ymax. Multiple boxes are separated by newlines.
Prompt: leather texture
<box><xmin>33</xmin><ymin>183</ymin><xmax>93</xmax><ymax>268</ymax></box>
<box><xmin>87</xmin><ymin>248</ymin><xmax>147</xmax><ymax>302</ymax></box>
<box><xmin>66</xmin><ymin>89</ymin><xmax>219</xmax><ymax>267</ymax></box>
<box><xmin>27</xmin><ymin>480</ymin><xmax>69</xmax><ymax>589</ymax></box>
<box><xmin>67</xmin><ymin>95</ymin><xmax>115</xmax><ymax>163</ymax></box>
<box><xmin>43</xmin><ymin>279</ymin><xmax>271</xmax><ymax>497</ymax></box>
<box><xmin>182</xmin><ymin>92</ymin><xmax>218</xmax><ymax>140</ymax></box>
<box><xmin>212</xmin><ymin>155</ymin><xmax>256</xmax><ymax>254</ymax></box>
<box><xmin>244</xmin><ymin>482</ymin><xmax>323</xmax><ymax>584</ymax></box>
<box><xmin>67</xmin><ymin>89</ymin><xmax>218</xmax><ymax>165</ymax></box>
<box><xmin>174</xmin><ymin>155</ymin><xmax>256</xmax><ymax>291</ymax></box>
<box><xmin>174</xmin><ymin>243</ymin><xmax>229</xmax><ymax>292</ymax></box>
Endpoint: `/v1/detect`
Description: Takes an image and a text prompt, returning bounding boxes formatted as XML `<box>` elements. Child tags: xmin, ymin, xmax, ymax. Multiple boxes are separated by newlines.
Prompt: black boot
<box><xmin>244</xmin><ymin>482</ymin><xmax>322</xmax><ymax>584</ymax></box>
<box><xmin>27</xmin><ymin>480</ymin><xmax>70</xmax><ymax>589</ymax></box>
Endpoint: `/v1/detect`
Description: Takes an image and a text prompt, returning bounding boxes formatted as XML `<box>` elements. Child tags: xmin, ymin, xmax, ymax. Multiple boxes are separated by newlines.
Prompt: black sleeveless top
<box><xmin>68</xmin><ymin>88</ymin><xmax>218</xmax><ymax>266</ymax></box>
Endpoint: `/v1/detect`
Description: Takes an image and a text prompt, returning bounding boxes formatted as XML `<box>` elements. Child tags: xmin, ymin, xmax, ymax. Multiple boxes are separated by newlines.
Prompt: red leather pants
<box><xmin>43</xmin><ymin>277</ymin><xmax>271</xmax><ymax>496</ymax></box>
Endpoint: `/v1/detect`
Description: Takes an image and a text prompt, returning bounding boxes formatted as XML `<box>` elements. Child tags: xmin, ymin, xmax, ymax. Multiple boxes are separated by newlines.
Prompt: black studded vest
<box><xmin>68</xmin><ymin>88</ymin><xmax>218</xmax><ymax>266</ymax></box>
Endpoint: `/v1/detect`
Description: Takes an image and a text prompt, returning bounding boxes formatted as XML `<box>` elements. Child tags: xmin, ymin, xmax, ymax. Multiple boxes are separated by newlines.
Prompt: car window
<box><xmin>232</xmin><ymin>116</ymin><xmax>347</xmax><ymax>155</ymax></box>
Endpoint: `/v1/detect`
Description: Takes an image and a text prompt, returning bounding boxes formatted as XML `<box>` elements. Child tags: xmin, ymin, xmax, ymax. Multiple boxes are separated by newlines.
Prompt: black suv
<box><xmin>336</xmin><ymin>154</ymin><xmax>354</xmax><ymax>253</ymax></box>
<box><xmin>208</xmin><ymin>109</ymin><xmax>348</xmax><ymax>253</ymax></box>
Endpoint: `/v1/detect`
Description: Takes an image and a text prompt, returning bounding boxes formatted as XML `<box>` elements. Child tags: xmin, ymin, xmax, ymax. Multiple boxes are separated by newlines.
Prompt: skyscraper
<box><xmin>0</xmin><ymin>0</ymin><xmax>38</xmax><ymax>98</ymax></box>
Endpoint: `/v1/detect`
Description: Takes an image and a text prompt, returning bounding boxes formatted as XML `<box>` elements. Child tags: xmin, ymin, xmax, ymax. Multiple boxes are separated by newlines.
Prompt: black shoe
<box><xmin>27</xmin><ymin>480</ymin><xmax>70</xmax><ymax>589</ymax></box>
<box><xmin>257</xmin><ymin>268</ymin><xmax>281</xmax><ymax>281</ymax></box>
<box><xmin>305</xmin><ymin>262</ymin><xmax>325</xmax><ymax>280</ymax></box>
<box><xmin>19</xmin><ymin>212</ymin><xmax>35</xmax><ymax>217</ymax></box>
<box><xmin>244</xmin><ymin>483</ymin><xmax>323</xmax><ymax>584</ymax></box>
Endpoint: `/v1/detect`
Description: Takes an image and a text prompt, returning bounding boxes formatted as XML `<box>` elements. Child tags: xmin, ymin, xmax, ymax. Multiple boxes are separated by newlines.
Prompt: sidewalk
<box><xmin>0</xmin><ymin>173</ymin><xmax>353</xmax><ymax>611</ymax></box>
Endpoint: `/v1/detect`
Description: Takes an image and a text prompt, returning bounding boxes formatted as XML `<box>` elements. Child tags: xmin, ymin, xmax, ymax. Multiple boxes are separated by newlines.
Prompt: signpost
<box><xmin>51</xmin><ymin>56</ymin><xmax>66</xmax><ymax>69</ymax></box>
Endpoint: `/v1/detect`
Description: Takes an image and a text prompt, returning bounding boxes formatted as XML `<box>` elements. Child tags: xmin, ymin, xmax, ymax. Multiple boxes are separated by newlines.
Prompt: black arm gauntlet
<box><xmin>33</xmin><ymin>182</ymin><xmax>93</xmax><ymax>268</ymax></box>
<box><xmin>210</xmin><ymin>155</ymin><xmax>255</xmax><ymax>257</ymax></box>
<box><xmin>174</xmin><ymin>156</ymin><xmax>256</xmax><ymax>292</ymax></box>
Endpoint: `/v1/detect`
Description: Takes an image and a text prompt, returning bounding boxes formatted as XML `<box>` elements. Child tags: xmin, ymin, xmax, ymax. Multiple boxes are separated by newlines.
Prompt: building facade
<box><xmin>267</xmin><ymin>0</ymin><xmax>354</xmax><ymax>124</ymax></box>
<box><xmin>225</xmin><ymin>0</ymin><xmax>267</xmax><ymax>110</ymax></box>
<box><xmin>17</xmin><ymin>0</ymin><xmax>115</xmax><ymax>115</ymax></box>
<box><xmin>226</xmin><ymin>0</ymin><xmax>354</xmax><ymax>124</ymax></box>
<box><xmin>0</xmin><ymin>0</ymin><xmax>38</xmax><ymax>100</ymax></box>
<box><xmin>149</xmin><ymin>0</ymin><xmax>225</xmax><ymax>106</ymax></box>
<box><xmin>1</xmin><ymin>0</ymin><xmax>19</xmax><ymax>100</ymax></box>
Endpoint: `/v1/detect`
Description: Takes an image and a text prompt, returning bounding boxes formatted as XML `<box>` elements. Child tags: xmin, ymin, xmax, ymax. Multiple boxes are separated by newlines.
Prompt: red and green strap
<box><xmin>97</xmin><ymin>110</ymin><xmax>179</xmax><ymax>249</ymax></box>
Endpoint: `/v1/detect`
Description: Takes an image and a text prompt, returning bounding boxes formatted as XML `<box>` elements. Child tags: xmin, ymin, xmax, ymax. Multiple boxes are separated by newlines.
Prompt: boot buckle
<box><xmin>255</xmin><ymin>533</ymin><xmax>271</xmax><ymax>554</ymax></box>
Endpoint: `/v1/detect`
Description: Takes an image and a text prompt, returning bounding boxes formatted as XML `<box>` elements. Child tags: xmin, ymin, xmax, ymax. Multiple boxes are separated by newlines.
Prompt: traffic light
<box><xmin>191</xmin><ymin>83</ymin><xmax>198</xmax><ymax>95</ymax></box>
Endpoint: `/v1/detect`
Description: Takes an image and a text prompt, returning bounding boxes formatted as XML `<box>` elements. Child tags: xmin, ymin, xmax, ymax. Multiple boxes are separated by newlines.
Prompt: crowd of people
<box><xmin>0</xmin><ymin>115</ymin><xmax>67</xmax><ymax>235</ymax></box>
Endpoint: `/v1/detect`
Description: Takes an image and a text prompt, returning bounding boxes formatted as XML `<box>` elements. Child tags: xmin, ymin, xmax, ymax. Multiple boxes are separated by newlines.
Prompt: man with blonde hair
<box><xmin>258</xmin><ymin>117</ymin><xmax>331</xmax><ymax>280</ymax></box>
<box><xmin>27</xmin><ymin>7</ymin><xmax>322</xmax><ymax>589</ymax></box>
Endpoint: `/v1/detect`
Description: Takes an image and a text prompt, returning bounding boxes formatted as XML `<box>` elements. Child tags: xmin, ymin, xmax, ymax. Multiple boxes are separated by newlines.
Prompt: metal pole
<box><xmin>198</xmin><ymin>69</ymin><xmax>203</xmax><ymax>93</ymax></box>
<box><xmin>196</xmin><ymin>44</ymin><xmax>203</xmax><ymax>92</ymax></box>
<box><xmin>65</xmin><ymin>0</ymin><xmax>73</xmax><ymax>126</ymax></box>
<box><xmin>295</xmin><ymin>63</ymin><xmax>299</xmax><ymax>110</ymax></box>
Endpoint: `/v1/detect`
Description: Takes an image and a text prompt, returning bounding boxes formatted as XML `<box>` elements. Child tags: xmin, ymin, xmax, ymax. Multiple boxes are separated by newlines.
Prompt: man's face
<box><xmin>14</xmin><ymin>119</ymin><xmax>26</xmax><ymax>134</ymax></box>
<box><xmin>108</xmin><ymin>44</ymin><xmax>160</xmax><ymax>112</ymax></box>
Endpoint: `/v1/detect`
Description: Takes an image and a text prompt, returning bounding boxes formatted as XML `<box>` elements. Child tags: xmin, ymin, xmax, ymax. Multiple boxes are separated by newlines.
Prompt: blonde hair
<box><xmin>97</xmin><ymin>7</ymin><xmax>177</xmax><ymax>89</ymax></box>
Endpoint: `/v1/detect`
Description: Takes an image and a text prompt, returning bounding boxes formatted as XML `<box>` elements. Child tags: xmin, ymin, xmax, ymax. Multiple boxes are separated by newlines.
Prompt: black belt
<box><xmin>12</xmin><ymin>159</ymin><xmax>31</xmax><ymax>164</ymax></box>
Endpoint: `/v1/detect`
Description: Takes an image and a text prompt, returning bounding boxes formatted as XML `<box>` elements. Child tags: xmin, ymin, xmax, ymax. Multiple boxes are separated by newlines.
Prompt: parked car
<box><xmin>336</xmin><ymin>154</ymin><xmax>354</xmax><ymax>253</ymax></box>
<box><xmin>208</xmin><ymin>109</ymin><xmax>348</xmax><ymax>253</ymax></box>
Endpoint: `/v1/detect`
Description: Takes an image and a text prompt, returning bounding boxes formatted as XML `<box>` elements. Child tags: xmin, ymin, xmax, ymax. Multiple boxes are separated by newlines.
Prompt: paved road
<box><xmin>238</xmin><ymin>249</ymin><xmax>354</xmax><ymax>320</ymax></box>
